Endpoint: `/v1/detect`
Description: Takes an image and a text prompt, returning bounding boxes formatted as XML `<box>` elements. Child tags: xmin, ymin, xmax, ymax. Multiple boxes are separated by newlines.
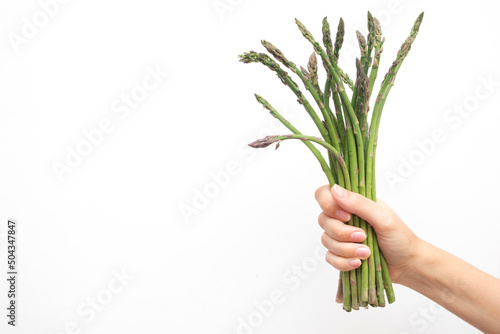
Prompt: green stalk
<box><xmin>332</xmin><ymin>86</ymin><xmax>346</xmax><ymax>147</ymax></box>
<box><xmin>253</xmin><ymin>95</ymin><xmax>335</xmax><ymax>186</ymax></box>
<box><xmin>303</xmin><ymin>52</ymin><xmax>340</xmax><ymax>153</ymax></box>
<box><xmin>380</xmin><ymin>252</ymin><xmax>395</xmax><ymax>304</ymax></box>
<box><xmin>336</xmin><ymin>273</ymin><xmax>343</xmax><ymax>303</ymax></box>
<box><xmin>367</xmin><ymin>224</ymin><xmax>377</xmax><ymax>305</ymax></box>
<box><xmin>373</xmin><ymin>233</ymin><xmax>386</xmax><ymax>306</ymax></box>
<box><xmin>324</xmin><ymin>77</ymin><xmax>342</xmax><ymax>148</ymax></box>
<box><xmin>343</xmin><ymin>270</ymin><xmax>352</xmax><ymax>311</ymax></box>
<box><xmin>324</xmin><ymin>77</ymin><xmax>344</xmax><ymax>173</ymax></box>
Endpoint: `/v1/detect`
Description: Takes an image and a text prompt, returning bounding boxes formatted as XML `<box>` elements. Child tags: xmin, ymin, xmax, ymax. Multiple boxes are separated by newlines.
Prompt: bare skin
<box><xmin>315</xmin><ymin>184</ymin><xmax>500</xmax><ymax>334</ymax></box>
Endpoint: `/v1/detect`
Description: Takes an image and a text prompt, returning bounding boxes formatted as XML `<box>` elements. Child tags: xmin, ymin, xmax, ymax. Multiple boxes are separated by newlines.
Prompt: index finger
<box><xmin>314</xmin><ymin>185</ymin><xmax>351</xmax><ymax>222</ymax></box>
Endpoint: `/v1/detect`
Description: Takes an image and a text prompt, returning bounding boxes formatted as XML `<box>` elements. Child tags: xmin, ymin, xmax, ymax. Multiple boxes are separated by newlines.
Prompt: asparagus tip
<box><xmin>295</xmin><ymin>18</ymin><xmax>315</xmax><ymax>44</ymax></box>
<box><xmin>254</xmin><ymin>93</ymin><xmax>269</xmax><ymax>108</ymax></box>
<box><xmin>248</xmin><ymin>135</ymin><xmax>281</xmax><ymax>149</ymax></box>
<box><xmin>238</xmin><ymin>51</ymin><xmax>259</xmax><ymax>64</ymax></box>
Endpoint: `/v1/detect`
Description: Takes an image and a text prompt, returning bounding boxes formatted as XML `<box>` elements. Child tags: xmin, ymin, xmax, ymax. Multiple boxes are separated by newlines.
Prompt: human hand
<box><xmin>315</xmin><ymin>184</ymin><xmax>421</xmax><ymax>284</ymax></box>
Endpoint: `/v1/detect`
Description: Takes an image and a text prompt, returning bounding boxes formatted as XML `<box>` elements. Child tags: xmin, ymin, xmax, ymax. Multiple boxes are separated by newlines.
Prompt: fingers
<box><xmin>321</xmin><ymin>233</ymin><xmax>371</xmax><ymax>259</ymax></box>
<box><xmin>314</xmin><ymin>185</ymin><xmax>351</xmax><ymax>221</ymax></box>
<box><xmin>318</xmin><ymin>213</ymin><xmax>366</xmax><ymax>242</ymax></box>
<box><xmin>330</xmin><ymin>184</ymin><xmax>393</xmax><ymax>230</ymax></box>
<box><xmin>325</xmin><ymin>251</ymin><xmax>362</xmax><ymax>271</ymax></box>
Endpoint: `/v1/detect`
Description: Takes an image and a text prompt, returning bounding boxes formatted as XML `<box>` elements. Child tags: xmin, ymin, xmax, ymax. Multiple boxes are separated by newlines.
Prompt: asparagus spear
<box><xmin>367</xmin><ymin>17</ymin><xmax>384</xmax><ymax>97</ymax></box>
<box><xmin>356</xmin><ymin>30</ymin><xmax>368</xmax><ymax>77</ymax></box>
<box><xmin>321</xmin><ymin>18</ymin><xmax>344</xmax><ymax>150</ymax></box>
<box><xmin>324</xmin><ymin>17</ymin><xmax>347</xmax><ymax>146</ymax></box>
<box><xmin>252</xmin><ymin>94</ymin><xmax>336</xmax><ymax>186</ymax></box>
<box><xmin>364</xmin><ymin>11</ymin><xmax>376</xmax><ymax>74</ymax></box>
<box><xmin>373</xmin><ymin>233</ymin><xmax>386</xmax><ymax>306</ymax></box>
<box><xmin>249</xmin><ymin>134</ymin><xmax>350</xmax><ymax>188</ymax></box>
<box><xmin>366</xmin><ymin>12</ymin><xmax>424</xmax><ymax>303</ymax></box>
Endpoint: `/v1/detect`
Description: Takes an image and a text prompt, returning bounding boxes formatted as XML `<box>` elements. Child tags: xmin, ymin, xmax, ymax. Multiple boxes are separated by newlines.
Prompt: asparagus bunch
<box><xmin>239</xmin><ymin>12</ymin><xmax>424</xmax><ymax>311</ymax></box>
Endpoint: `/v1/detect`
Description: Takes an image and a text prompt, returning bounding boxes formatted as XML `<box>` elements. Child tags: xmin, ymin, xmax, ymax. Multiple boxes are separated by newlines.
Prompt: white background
<box><xmin>0</xmin><ymin>0</ymin><xmax>499</xmax><ymax>333</ymax></box>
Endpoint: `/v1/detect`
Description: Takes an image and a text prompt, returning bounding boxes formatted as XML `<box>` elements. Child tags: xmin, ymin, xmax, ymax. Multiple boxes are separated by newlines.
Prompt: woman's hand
<box><xmin>314</xmin><ymin>184</ymin><xmax>420</xmax><ymax>284</ymax></box>
<box><xmin>315</xmin><ymin>184</ymin><xmax>500</xmax><ymax>333</ymax></box>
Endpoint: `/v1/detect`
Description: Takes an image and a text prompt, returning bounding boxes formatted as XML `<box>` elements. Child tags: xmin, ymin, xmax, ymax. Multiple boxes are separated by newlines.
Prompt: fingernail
<box><xmin>355</xmin><ymin>247</ymin><xmax>371</xmax><ymax>258</ymax></box>
<box><xmin>351</xmin><ymin>232</ymin><xmax>366</xmax><ymax>242</ymax></box>
<box><xmin>336</xmin><ymin>210</ymin><xmax>351</xmax><ymax>221</ymax></box>
<box><xmin>334</xmin><ymin>184</ymin><xmax>346</xmax><ymax>199</ymax></box>
<box><xmin>349</xmin><ymin>259</ymin><xmax>361</xmax><ymax>268</ymax></box>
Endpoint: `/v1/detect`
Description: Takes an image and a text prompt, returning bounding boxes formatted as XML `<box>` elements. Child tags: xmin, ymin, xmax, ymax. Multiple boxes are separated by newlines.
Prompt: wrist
<box><xmin>395</xmin><ymin>237</ymin><xmax>434</xmax><ymax>288</ymax></box>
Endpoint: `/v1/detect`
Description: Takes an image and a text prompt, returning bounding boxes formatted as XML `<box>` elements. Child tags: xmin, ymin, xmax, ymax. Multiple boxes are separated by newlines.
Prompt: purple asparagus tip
<box><xmin>248</xmin><ymin>135</ymin><xmax>280</xmax><ymax>149</ymax></box>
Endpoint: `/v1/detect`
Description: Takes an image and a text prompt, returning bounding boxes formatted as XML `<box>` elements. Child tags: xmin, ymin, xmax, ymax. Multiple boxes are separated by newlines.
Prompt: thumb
<box><xmin>331</xmin><ymin>184</ymin><xmax>389</xmax><ymax>229</ymax></box>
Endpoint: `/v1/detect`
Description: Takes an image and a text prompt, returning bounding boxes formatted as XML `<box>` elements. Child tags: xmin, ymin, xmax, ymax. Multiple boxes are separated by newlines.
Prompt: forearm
<box><xmin>400</xmin><ymin>239</ymin><xmax>500</xmax><ymax>333</ymax></box>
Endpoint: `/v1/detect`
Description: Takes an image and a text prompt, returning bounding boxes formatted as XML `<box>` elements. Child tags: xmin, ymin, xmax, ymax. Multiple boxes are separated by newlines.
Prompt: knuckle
<box><xmin>326</xmin><ymin>253</ymin><xmax>346</xmax><ymax>271</ymax></box>
<box><xmin>332</xmin><ymin>258</ymin><xmax>342</xmax><ymax>270</ymax></box>
<box><xmin>314</xmin><ymin>186</ymin><xmax>322</xmax><ymax>201</ymax></box>
<box><xmin>353</xmin><ymin>194</ymin><xmax>366</xmax><ymax>212</ymax></box>
<box><xmin>323</xmin><ymin>201</ymin><xmax>334</xmax><ymax>214</ymax></box>
<box><xmin>325</xmin><ymin>251</ymin><xmax>336</xmax><ymax>265</ymax></box>
<box><xmin>328</xmin><ymin>220</ymin><xmax>346</xmax><ymax>241</ymax></box>
<box><xmin>335</xmin><ymin>224</ymin><xmax>349</xmax><ymax>241</ymax></box>
<box><xmin>314</xmin><ymin>185</ymin><xmax>328</xmax><ymax>202</ymax></box>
